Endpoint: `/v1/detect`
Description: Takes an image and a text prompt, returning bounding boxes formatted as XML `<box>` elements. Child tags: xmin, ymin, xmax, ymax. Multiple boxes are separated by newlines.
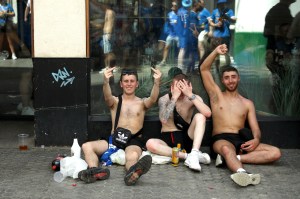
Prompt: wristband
<box><xmin>188</xmin><ymin>94</ymin><xmax>196</xmax><ymax>101</ymax></box>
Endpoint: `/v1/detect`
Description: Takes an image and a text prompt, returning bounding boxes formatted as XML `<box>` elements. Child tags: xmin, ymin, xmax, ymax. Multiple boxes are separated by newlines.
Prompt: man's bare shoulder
<box><xmin>239</xmin><ymin>95</ymin><xmax>254</xmax><ymax>105</ymax></box>
<box><xmin>138</xmin><ymin>96</ymin><xmax>151</xmax><ymax>107</ymax></box>
<box><xmin>235</xmin><ymin>95</ymin><xmax>255</xmax><ymax>113</ymax></box>
<box><xmin>136</xmin><ymin>96</ymin><xmax>145</xmax><ymax>102</ymax></box>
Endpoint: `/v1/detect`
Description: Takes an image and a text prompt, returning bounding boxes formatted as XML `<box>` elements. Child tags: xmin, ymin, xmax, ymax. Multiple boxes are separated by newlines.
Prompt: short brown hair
<box><xmin>119</xmin><ymin>68</ymin><xmax>138</xmax><ymax>82</ymax></box>
<box><xmin>221</xmin><ymin>65</ymin><xmax>239</xmax><ymax>76</ymax></box>
<box><xmin>172</xmin><ymin>73</ymin><xmax>190</xmax><ymax>85</ymax></box>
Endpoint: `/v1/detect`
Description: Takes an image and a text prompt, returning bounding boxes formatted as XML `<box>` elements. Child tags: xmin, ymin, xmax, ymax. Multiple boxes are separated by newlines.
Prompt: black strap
<box><xmin>131</xmin><ymin>128</ymin><xmax>143</xmax><ymax>138</ymax></box>
<box><xmin>114</xmin><ymin>94</ymin><xmax>122</xmax><ymax>130</ymax></box>
<box><xmin>113</xmin><ymin>94</ymin><xmax>143</xmax><ymax>137</ymax></box>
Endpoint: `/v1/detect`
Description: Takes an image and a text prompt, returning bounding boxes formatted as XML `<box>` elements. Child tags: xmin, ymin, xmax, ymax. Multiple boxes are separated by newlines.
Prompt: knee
<box><xmin>194</xmin><ymin>113</ymin><xmax>206</xmax><ymax>124</ymax></box>
<box><xmin>270</xmin><ymin>147</ymin><xmax>281</xmax><ymax>162</ymax></box>
<box><xmin>194</xmin><ymin>113</ymin><xmax>206</xmax><ymax>123</ymax></box>
<box><xmin>146</xmin><ymin>139</ymin><xmax>157</xmax><ymax>153</ymax></box>
<box><xmin>220</xmin><ymin>145</ymin><xmax>233</xmax><ymax>158</ymax></box>
<box><xmin>81</xmin><ymin>142</ymin><xmax>91</xmax><ymax>154</ymax></box>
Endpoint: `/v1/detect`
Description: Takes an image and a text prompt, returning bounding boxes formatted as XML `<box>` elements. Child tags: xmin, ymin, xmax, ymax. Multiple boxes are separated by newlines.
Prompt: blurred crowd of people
<box><xmin>89</xmin><ymin>0</ymin><xmax>236</xmax><ymax>74</ymax></box>
<box><xmin>0</xmin><ymin>0</ymin><xmax>31</xmax><ymax>60</ymax></box>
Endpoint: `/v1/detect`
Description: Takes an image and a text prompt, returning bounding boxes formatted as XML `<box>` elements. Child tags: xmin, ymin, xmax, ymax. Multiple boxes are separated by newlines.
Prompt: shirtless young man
<box><xmin>200</xmin><ymin>44</ymin><xmax>281</xmax><ymax>186</ymax></box>
<box><xmin>80</xmin><ymin>67</ymin><xmax>162</xmax><ymax>186</ymax></box>
<box><xmin>146</xmin><ymin>70</ymin><xmax>212</xmax><ymax>171</ymax></box>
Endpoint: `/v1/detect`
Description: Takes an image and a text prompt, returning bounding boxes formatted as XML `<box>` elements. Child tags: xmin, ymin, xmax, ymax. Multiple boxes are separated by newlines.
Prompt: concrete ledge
<box><xmin>88</xmin><ymin>115</ymin><xmax>300</xmax><ymax>149</ymax></box>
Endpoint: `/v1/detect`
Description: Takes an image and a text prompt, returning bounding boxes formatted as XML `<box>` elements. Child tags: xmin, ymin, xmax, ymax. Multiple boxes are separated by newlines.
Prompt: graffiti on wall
<box><xmin>52</xmin><ymin>67</ymin><xmax>75</xmax><ymax>87</ymax></box>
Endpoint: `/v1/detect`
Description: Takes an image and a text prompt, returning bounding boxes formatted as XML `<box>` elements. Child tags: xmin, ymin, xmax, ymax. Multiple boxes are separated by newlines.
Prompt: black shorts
<box><xmin>212</xmin><ymin>133</ymin><xmax>245</xmax><ymax>153</ymax></box>
<box><xmin>100</xmin><ymin>134</ymin><xmax>147</xmax><ymax>151</ymax></box>
<box><xmin>161</xmin><ymin>131</ymin><xmax>193</xmax><ymax>153</ymax></box>
<box><xmin>127</xmin><ymin>136</ymin><xmax>147</xmax><ymax>151</ymax></box>
<box><xmin>211</xmin><ymin>128</ymin><xmax>254</xmax><ymax>153</ymax></box>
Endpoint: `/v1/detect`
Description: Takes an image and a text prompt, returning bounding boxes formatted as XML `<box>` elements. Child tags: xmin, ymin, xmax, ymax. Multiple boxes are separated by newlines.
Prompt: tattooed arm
<box><xmin>159</xmin><ymin>95</ymin><xmax>176</xmax><ymax>124</ymax></box>
<box><xmin>159</xmin><ymin>81</ymin><xmax>181</xmax><ymax>123</ymax></box>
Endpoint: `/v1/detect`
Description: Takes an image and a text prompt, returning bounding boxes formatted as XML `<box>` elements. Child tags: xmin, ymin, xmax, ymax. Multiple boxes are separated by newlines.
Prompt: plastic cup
<box><xmin>18</xmin><ymin>134</ymin><xmax>29</xmax><ymax>151</ymax></box>
<box><xmin>53</xmin><ymin>171</ymin><xmax>66</xmax><ymax>183</ymax></box>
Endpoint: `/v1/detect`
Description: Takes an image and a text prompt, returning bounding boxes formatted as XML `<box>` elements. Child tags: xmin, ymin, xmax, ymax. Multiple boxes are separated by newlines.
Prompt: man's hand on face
<box><xmin>103</xmin><ymin>67</ymin><xmax>115</xmax><ymax>84</ymax></box>
<box><xmin>171</xmin><ymin>80</ymin><xmax>182</xmax><ymax>100</ymax></box>
<box><xmin>177</xmin><ymin>79</ymin><xmax>193</xmax><ymax>97</ymax></box>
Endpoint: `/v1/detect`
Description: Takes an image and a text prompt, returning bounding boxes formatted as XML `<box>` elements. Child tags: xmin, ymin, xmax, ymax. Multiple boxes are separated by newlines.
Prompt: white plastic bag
<box><xmin>110</xmin><ymin>149</ymin><xmax>126</xmax><ymax>165</ymax></box>
<box><xmin>60</xmin><ymin>156</ymin><xmax>88</xmax><ymax>179</ymax></box>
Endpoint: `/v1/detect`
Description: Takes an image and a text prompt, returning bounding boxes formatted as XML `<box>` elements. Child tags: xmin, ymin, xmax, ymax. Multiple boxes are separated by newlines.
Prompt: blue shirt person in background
<box><xmin>177</xmin><ymin>0</ymin><xmax>192</xmax><ymax>73</ymax></box>
<box><xmin>186</xmin><ymin>0</ymin><xmax>203</xmax><ymax>74</ymax></box>
<box><xmin>0</xmin><ymin>0</ymin><xmax>17</xmax><ymax>60</ymax></box>
<box><xmin>157</xmin><ymin>1</ymin><xmax>180</xmax><ymax>67</ymax></box>
<box><xmin>208</xmin><ymin>0</ymin><xmax>236</xmax><ymax>73</ymax></box>
<box><xmin>197</xmin><ymin>0</ymin><xmax>210</xmax><ymax>65</ymax></box>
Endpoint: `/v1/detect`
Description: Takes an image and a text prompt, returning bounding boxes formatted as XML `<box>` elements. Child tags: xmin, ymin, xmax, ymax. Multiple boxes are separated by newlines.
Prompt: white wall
<box><xmin>33</xmin><ymin>0</ymin><xmax>87</xmax><ymax>57</ymax></box>
<box><xmin>235</xmin><ymin>0</ymin><xmax>300</xmax><ymax>33</ymax></box>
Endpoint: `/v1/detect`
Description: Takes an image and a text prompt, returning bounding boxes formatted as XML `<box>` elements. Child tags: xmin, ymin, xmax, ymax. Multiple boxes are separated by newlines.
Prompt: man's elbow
<box><xmin>203</xmin><ymin>110</ymin><xmax>212</xmax><ymax>118</ymax></box>
<box><xmin>198</xmin><ymin>108</ymin><xmax>212</xmax><ymax>118</ymax></box>
<box><xmin>144</xmin><ymin>98</ymin><xmax>156</xmax><ymax>109</ymax></box>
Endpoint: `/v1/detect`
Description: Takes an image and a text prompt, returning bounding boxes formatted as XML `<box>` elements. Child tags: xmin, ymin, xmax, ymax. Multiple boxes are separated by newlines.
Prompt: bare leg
<box><xmin>124</xmin><ymin>145</ymin><xmax>142</xmax><ymax>171</ymax></box>
<box><xmin>79</xmin><ymin>140</ymin><xmax>110</xmax><ymax>183</ymax></box>
<box><xmin>124</xmin><ymin>145</ymin><xmax>151</xmax><ymax>186</ymax></box>
<box><xmin>198</xmin><ymin>41</ymin><xmax>205</xmax><ymax>62</ymax></box>
<box><xmin>187</xmin><ymin>113</ymin><xmax>206</xmax><ymax>150</ymax></box>
<box><xmin>81</xmin><ymin>140</ymin><xmax>109</xmax><ymax>168</ymax></box>
<box><xmin>158</xmin><ymin>44</ymin><xmax>170</xmax><ymax>66</ymax></box>
<box><xmin>158</xmin><ymin>41</ymin><xmax>165</xmax><ymax>52</ymax></box>
<box><xmin>213</xmin><ymin>140</ymin><xmax>243</xmax><ymax>172</ymax></box>
<box><xmin>6</xmin><ymin>33</ymin><xmax>16</xmax><ymax>57</ymax></box>
<box><xmin>178</xmin><ymin>48</ymin><xmax>185</xmax><ymax>68</ymax></box>
<box><xmin>240</xmin><ymin>143</ymin><xmax>281</xmax><ymax>164</ymax></box>
<box><xmin>146</xmin><ymin>138</ymin><xmax>186</xmax><ymax>159</ymax></box>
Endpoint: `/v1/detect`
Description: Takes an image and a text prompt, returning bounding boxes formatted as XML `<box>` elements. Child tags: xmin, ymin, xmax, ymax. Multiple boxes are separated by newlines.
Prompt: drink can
<box><xmin>172</xmin><ymin>147</ymin><xmax>179</xmax><ymax>166</ymax></box>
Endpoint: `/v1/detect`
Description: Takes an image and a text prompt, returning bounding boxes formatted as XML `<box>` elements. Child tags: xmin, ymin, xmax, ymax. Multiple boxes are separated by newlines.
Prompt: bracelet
<box><xmin>188</xmin><ymin>94</ymin><xmax>196</xmax><ymax>101</ymax></box>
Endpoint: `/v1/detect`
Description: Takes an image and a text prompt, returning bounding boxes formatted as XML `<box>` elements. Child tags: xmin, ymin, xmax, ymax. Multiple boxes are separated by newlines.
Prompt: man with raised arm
<box><xmin>200</xmin><ymin>44</ymin><xmax>281</xmax><ymax>186</ymax></box>
<box><xmin>79</xmin><ymin>67</ymin><xmax>161</xmax><ymax>186</ymax></box>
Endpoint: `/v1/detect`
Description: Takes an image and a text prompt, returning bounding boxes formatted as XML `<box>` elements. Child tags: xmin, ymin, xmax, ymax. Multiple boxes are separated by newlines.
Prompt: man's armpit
<box><xmin>208</xmin><ymin>91</ymin><xmax>219</xmax><ymax>104</ymax></box>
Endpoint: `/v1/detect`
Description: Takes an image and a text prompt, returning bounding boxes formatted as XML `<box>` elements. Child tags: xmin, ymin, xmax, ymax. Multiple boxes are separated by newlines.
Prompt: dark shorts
<box><xmin>211</xmin><ymin>133</ymin><xmax>245</xmax><ymax>154</ymax></box>
<box><xmin>210</xmin><ymin>128</ymin><xmax>254</xmax><ymax>159</ymax></box>
<box><xmin>100</xmin><ymin>133</ymin><xmax>147</xmax><ymax>151</ymax></box>
<box><xmin>161</xmin><ymin>131</ymin><xmax>193</xmax><ymax>153</ymax></box>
